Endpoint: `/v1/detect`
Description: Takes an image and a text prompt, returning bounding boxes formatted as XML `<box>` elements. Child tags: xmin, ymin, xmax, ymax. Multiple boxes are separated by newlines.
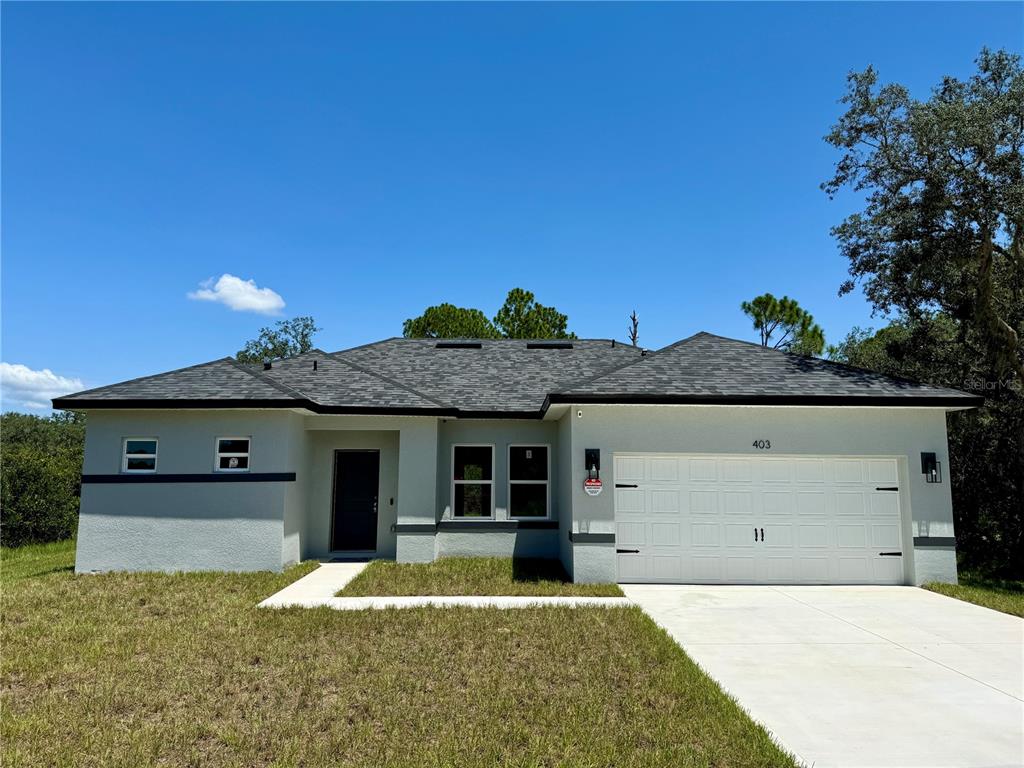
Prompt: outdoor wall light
<box><xmin>921</xmin><ymin>452</ymin><xmax>942</xmax><ymax>484</ymax></box>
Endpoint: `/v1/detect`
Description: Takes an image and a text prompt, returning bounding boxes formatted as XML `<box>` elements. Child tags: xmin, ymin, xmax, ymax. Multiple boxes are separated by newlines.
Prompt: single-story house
<box><xmin>53</xmin><ymin>332</ymin><xmax>980</xmax><ymax>585</ymax></box>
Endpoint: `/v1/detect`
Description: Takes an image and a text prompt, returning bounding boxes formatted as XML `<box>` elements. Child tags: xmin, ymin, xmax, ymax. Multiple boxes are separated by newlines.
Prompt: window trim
<box><xmin>214</xmin><ymin>436</ymin><xmax>251</xmax><ymax>473</ymax></box>
<box><xmin>507</xmin><ymin>443</ymin><xmax>551</xmax><ymax>520</ymax></box>
<box><xmin>121</xmin><ymin>437</ymin><xmax>158</xmax><ymax>474</ymax></box>
<box><xmin>451</xmin><ymin>443</ymin><xmax>495</xmax><ymax>519</ymax></box>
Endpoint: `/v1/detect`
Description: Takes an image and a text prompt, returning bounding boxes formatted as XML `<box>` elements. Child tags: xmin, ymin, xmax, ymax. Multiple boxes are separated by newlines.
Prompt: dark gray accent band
<box><xmin>569</xmin><ymin>532</ymin><xmax>615</xmax><ymax>544</ymax></box>
<box><xmin>392</xmin><ymin>524</ymin><xmax>437</xmax><ymax>534</ymax></box>
<box><xmin>913</xmin><ymin>536</ymin><xmax>957</xmax><ymax>548</ymax></box>
<box><xmin>82</xmin><ymin>472</ymin><xmax>296</xmax><ymax>484</ymax></box>
<box><xmin>438</xmin><ymin>520</ymin><xmax>519</xmax><ymax>532</ymax></box>
<box><xmin>514</xmin><ymin>520</ymin><xmax>559</xmax><ymax>529</ymax></box>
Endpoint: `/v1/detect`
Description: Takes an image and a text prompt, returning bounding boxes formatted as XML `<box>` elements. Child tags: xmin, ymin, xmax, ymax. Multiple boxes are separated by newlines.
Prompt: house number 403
<box><xmin>752</xmin><ymin>439</ymin><xmax>771</xmax><ymax>450</ymax></box>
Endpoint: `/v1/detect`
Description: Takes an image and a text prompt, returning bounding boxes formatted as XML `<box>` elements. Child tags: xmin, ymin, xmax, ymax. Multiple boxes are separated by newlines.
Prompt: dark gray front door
<box><xmin>331</xmin><ymin>450</ymin><xmax>379</xmax><ymax>551</ymax></box>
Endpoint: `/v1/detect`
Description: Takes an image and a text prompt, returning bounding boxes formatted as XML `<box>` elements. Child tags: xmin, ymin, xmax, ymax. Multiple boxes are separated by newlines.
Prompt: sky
<box><xmin>2</xmin><ymin>2</ymin><xmax>1021</xmax><ymax>412</ymax></box>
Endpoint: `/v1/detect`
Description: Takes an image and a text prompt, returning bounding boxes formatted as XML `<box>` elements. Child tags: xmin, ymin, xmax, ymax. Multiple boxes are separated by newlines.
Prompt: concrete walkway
<box><xmin>258</xmin><ymin>562</ymin><xmax>369</xmax><ymax>608</ymax></box>
<box><xmin>259</xmin><ymin>563</ymin><xmax>631</xmax><ymax>609</ymax></box>
<box><xmin>624</xmin><ymin>584</ymin><xmax>1024</xmax><ymax>768</ymax></box>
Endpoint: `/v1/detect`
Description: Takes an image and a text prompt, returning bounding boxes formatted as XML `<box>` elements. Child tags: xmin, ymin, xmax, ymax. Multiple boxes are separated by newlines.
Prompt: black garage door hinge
<box><xmin>616</xmin><ymin>548</ymin><xmax>640</xmax><ymax>554</ymax></box>
<box><xmin>615</xmin><ymin>483</ymin><xmax>638</xmax><ymax>488</ymax></box>
<box><xmin>878</xmin><ymin>551</ymin><xmax>903</xmax><ymax>557</ymax></box>
<box><xmin>875</xmin><ymin>487</ymin><xmax>899</xmax><ymax>491</ymax></box>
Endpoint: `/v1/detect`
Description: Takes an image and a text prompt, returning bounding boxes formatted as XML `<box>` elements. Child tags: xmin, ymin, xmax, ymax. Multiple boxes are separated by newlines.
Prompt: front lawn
<box><xmin>339</xmin><ymin>556</ymin><xmax>624</xmax><ymax>597</ymax></box>
<box><xmin>923</xmin><ymin>574</ymin><xmax>1024</xmax><ymax>618</ymax></box>
<box><xmin>1</xmin><ymin>541</ymin><xmax>795</xmax><ymax>767</ymax></box>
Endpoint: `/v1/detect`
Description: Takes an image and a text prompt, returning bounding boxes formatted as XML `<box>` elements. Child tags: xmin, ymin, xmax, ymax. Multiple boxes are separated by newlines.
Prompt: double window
<box><xmin>450</xmin><ymin>443</ymin><xmax>550</xmax><ymax>519</ymax></box>
<box><xmin>215</xmin><ymin>437</ymin><xmax>251</xmax><ymax>472</ymax></box>
<box><xmin>122</xmin><ymin>438</ymin><xmax>158</xmax><ymax>473</ymax></box>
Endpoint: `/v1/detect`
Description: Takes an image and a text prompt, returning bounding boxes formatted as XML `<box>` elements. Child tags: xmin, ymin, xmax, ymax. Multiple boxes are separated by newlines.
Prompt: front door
<box><xmin>331</xmin><ymin>450</ymin><xmax>380</xmax><ymax>551</ymax></box>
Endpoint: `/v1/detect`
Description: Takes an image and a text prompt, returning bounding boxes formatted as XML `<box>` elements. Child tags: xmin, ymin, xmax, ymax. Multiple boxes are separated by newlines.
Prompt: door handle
<box><xmin>761</xmin><ymin>527</ymin><xmax>764</xmax><ymax>542</ymax></box>
<box><xmin>754</xmin><ymin>527</ymin><xmax>759</xmax><ymax>542</ymax></box>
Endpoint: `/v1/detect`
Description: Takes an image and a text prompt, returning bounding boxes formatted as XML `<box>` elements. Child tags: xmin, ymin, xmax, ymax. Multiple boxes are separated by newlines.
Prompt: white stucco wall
<box><xmin>566</xmin><ymin>405</ymin><xmax>959</xmax><ymax>585</ymax></box>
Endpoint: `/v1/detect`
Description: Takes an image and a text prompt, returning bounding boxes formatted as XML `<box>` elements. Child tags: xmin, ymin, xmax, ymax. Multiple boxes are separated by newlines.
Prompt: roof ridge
<box><xmin>550</xmin><ymin>332</ymin><xmax>703</xmax><ymax>394</ymax></box>
<box><xmin>325</xmin><ymin>351</ymin><xmax>454</xmax><ymax>409</ymax></box>
<box><xmin>223</xmin><ymin>357</ymin><xmax>308</xmax><ymax>400</ymax></box>
<box><xmin>332</xmin><ymin>336</ymin><xmax>402</xmax><ymax>354</ymax></box>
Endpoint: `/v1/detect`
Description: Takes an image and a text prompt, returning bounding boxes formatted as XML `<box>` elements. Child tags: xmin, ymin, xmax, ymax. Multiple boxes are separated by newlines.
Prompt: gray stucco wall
<box><xmin>556</xmin><ymin>411</ymin><xmax>574</xmax><ymax>576</ymax></box>
<box><xmin>76</xmin><ymin>409</ymin><xmax>300</xmax><ymax>573</ymax></box>
<box><xmin>567</xmin><ymin>405</ymin><xmax>959</xmax><ymax>585</ymax></box>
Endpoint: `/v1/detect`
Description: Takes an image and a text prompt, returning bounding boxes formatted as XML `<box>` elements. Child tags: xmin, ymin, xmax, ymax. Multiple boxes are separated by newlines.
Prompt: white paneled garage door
<box><xmin>614</xmin><ymin>454</ymin><xmax>905</xmax><ymax>585</ymax></box>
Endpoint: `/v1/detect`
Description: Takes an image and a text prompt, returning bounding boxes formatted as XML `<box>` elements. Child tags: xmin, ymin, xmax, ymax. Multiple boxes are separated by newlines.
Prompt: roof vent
<box><xmin>313</xmin><ymin>360</ymin><xmax>318</xmax><ymax>371</ymax></box>
<box><xmin>263</xmin><ymin>361</ymin><xmax>272</xmax><ymax>370</ymax></box>
<box><xmin>435</xmin><ymin>342</ymin><xmax>483</xmax><ymax>349</ymax></box>
<box><xmin>526</xmin><ymin>341</ymin><xmax>573</xmax><ymax>350</ymax></box>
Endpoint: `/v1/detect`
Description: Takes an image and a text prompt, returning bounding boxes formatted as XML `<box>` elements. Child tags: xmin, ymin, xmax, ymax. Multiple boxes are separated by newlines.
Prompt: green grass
<box><xmin>338</xmin><ymin>556</ymin><xmax>624</xmax><ymax>597</ymax></box>
<box><xmin>1</xmin><ymin>543</ymin><xmax>795</xmax><ymax>767</ymax></box>
<box><xmin>0</xmin><ymin>539</ymin><xmax>76</xmax><ymax>583</ymax></box>
<box><xmin>923</xmin><ymin>574</ymin><xmax>1024</xmax><ymax>618</ymax></box>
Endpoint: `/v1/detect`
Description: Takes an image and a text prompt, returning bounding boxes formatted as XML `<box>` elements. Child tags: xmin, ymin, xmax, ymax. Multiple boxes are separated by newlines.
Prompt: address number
<box><xmin>752</xmin><ymin>439</ymin><xmax>771</xmax><ymax>450</ymax></box>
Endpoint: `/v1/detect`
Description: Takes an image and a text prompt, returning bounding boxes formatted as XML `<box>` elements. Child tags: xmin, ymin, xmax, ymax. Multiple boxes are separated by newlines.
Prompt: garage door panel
<box><xmin>691</xmin><ymin>523</ymin><xmax>719</xmax><ymax>547</ymax></box>
<box><xmin>650</xmin><ymin>489</ymin><xmax>680</xmax><ymax>514</ymax></box>
<box><xmin>616</xmin><ymin>521</ymin><xmax>645</xmax><ymax>547</ymax></box>
<box><xmin>649</xmin><ymin>458</ymin><xmax>679</xmax><ymax>482</ymax></box>
<box><xmin>615</xmin><ymin>454</ymin><xmax>904</xmax><ymax>585</ymax></box>
<box><xmin>725</xmin><ymin>524</ymin><xmax>757</xmax><ymax>547</ymax></box>
<box><xmin>650</xmin><ymin>521</ymin><xmax>681</xmax><ymax>546</ymax></box>
<box><xmin>615</xmin><ymin>488</ymin><xmax>644</xmax><ymax>513</ymax></box>
<box><xmin>689</xmin><ymin>490</ymin><xmax>717</xmax><ymax>514</ymax></box>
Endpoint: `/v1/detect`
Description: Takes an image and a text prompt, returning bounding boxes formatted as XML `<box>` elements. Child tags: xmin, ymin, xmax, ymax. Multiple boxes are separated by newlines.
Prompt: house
<box><xmin>53</xmin><ymin>332</ymin><xmax>980</xmax><ymax>585</ymax></box>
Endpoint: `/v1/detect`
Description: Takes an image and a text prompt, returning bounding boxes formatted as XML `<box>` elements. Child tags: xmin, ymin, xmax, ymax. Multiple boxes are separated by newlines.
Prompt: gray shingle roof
<box><xmin>51</xmin><ymin>332</ymin><xmax>980</xmax><ymax>413</ymax></box>
<box><xmin>552</xmin><ymin>332</ymin><xmax>980</xmax><ymax>405</ymax></box>
<box><xmin>335</xmin><ymin>338</ymin><xmax>642</xmax><ymax>413</ymax></box>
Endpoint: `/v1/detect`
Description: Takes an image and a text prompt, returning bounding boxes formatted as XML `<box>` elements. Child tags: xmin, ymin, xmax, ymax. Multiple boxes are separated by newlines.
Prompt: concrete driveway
<box><xmin>623</xmin><ymin>585</ymin><xmax>1024</xmax><ymax>768</ymax></box>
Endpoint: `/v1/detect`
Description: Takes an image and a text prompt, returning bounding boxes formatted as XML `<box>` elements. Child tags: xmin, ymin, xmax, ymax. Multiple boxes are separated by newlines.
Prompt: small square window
<box><xmin>122</xmin><ymin>438</ymin><xmax>157</xmax><ymax>473</ymax></box>
<box><xmin>216</xmin><ymin>437</ymin><xmax>250</xmax><ymax>472</ymax></box>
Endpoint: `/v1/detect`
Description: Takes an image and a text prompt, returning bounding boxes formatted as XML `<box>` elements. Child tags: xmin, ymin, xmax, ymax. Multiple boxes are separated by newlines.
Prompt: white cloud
<box><xmin>187</xmin><ymin>273</ymin><xmax>285</xmax><ymax>315</ymax></box>
<box><xmin>0</xmin><ymin>363</ymin><xmax>84</xmax><ymax>412</ymax></box>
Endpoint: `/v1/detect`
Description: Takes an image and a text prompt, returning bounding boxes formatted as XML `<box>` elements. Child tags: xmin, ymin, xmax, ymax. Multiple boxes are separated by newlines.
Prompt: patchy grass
<box><xmin>1</xmin><ymin>545</ymin><xmax>795</xmax><ymax>767</ymax></box>
<box><xmin>924</xmin><ymin>574</ymin><xmax>1024</xmax><ymax>618</ymax></box>
<box><xmin>339</xmin><ymin>556</ymin><xmax>624</xmax><ymax>597</ymax></box>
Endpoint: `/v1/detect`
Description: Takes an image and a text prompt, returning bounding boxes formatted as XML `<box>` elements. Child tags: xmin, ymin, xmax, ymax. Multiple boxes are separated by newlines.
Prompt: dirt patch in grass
<box><xmin>338</xmin><ymin>557</ymin><xmax>624</xmax><ymax>597</ymax></box>
<box><xmin>1</xmin><ymin>544</ymin><xmax>794</xmax><ymax>767</ymax></box>
<box><xmin>924</xmin><ymin>575</ymin><xmax>1024</xmax><ymax>618</ymax></box>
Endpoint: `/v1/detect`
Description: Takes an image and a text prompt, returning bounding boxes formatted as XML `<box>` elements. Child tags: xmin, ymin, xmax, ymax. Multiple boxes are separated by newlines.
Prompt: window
<box><xmin>509</xmin><ymin>445</ymin><xmax>549</xmax><ymax>518</ymax></box>
<box><xmin>452</xmin><ymin>445</ymin><xmax>493</xmax><ymax>518</ymax></box>
<box><xmin>215</xmin><ymin>437</ymin><xmax>250</xmax><ymax>472</ymax></box>
<box><xmin>122</xmin><ymin>438</ymin><xmax>158</xmax><ymax>473</ymax></box>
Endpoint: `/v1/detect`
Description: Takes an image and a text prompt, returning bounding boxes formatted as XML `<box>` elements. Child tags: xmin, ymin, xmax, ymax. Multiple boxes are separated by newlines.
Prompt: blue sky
<box><xmin>2</xmin><ymin>2</ymin><xmax>1020</xmax><ymax>411</ymax></box>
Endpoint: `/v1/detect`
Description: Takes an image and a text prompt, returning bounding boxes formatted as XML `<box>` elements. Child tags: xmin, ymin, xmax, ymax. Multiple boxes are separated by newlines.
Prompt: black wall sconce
<box><xmin>921</xmin><ymin>452</ymin><xmax>942</xmax><ymax>484</ymax></box>
<box><xmin>585</xmin><ymin>448</ymin><xmax>601</xmax><ymax>480</ymax></box>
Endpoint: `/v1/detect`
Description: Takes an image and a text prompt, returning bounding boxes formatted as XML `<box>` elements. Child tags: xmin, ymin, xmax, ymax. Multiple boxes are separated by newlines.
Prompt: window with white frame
<box><xmin>452</xmin><ymin>445</ymin><xmax>494</xmax><ymax>518</ymax></box>
<box><xmin>122</xmin><ymin>438</ymin><xmax>158</xmax><ymax>473</ymax></box>
<box><xmin>508</xmin><ymin>445</ymin><xmax>549</xmax><ymax>518</ymax></box>
<box><xmin>215</xmin><ymin>437</ymin><xmax>250</xmax><ymax>472</ymax></box>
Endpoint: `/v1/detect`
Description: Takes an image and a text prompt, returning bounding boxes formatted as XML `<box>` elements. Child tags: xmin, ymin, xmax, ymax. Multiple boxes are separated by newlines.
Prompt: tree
<box><xmin>628</xmin><ymin>310</ymin><xmax>639</xmax><ymax>347</ymax></box>
<box><xmin>402</xmin><ymin>304</ymin><xmax>501</xmax><ymax>339</ymax></box>
<box><xmin>822</xmin><ymin>48</ymin><xmax>1024</xmax><ymax>383</ymax></box>
<box><xmin>493</xmin><ymin>288</ymin><xmax>575</xmax><ymax>339</ymax></box>
<box><xmin>829</xmin><ymin>316</ymin><xmax>1023</xmax><ymax>578</ymax></box>
<box><xmin>403</xmin><ymin>289</ymin><xmax>575</xmax><ymax>340</ymax></box>
<box><xmin>236</xmin><ymin>316</ymin><xmax>321</xmax><ymax>364</ymax></box>
<box><xmin>740</xmin><ymin>293</ymin><xmax>825</xmax><ymax>356</ymax></box>
<box><xmin>1</xmin><ymin>411</ymin><xmax>86</xmax><ymax>547</ymax></box>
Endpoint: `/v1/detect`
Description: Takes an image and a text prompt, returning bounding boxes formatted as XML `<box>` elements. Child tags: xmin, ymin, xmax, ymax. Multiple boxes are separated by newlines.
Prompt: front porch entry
<box><xmin>331</xmin><ymin>449</ymin><xmax>381</xmax><ymax>552</ymax></box>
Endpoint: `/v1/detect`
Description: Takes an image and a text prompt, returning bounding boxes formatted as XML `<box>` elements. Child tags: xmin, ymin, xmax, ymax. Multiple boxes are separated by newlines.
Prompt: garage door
<box><xmin>614</xmin><ymin>454</ymin><xmax>905</xmax><ymax>585</ymax></box>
